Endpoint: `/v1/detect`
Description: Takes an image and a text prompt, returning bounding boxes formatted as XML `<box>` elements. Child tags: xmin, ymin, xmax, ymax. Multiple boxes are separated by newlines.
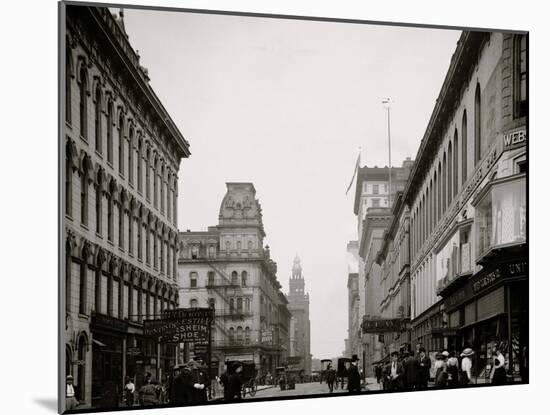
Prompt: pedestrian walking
<box><xmin>124</xmin><ymin>376</ymin><xmax>135</xmax><ymax>407</ymax></box>
<box><xmin>347</xmin><ymin>355</ymin><xmax>361</xmax><ymax>393</ymax></box>
<box><xmin>66</xmin><ymin>375</ymin><xmax>80</xmax><ymax>411</ymax></box>
<box><xmin>402</xmin><ymin>351</ymin><xmax>419</xmax><ymax>390</ymax></box>
<box><xmin>219</xmin><ymin>364</ymin><xmax>229</xmax><ymax>400</ymax></box>
<box><xmin>384</xmin><ymin>351</ymin><xmax>404</xmax><ymax>391</ymax></box>
<box><xmin>188</xmin><ymin>359</ymin><xmax>208</xmax><ymax>402</ymax></box>
<box><xmin>375</xmin><ymin>365</ymin><xmax>383</xmax><ymax>386</ymax></box>
<box><xmin>447</xmin><ymin>352</ymin><xmax>459</xmax><ymax>387</ymax></box>
<box><xmin>139</xmin><ymin>375</ymin><xmax>159</xmax><ymax>406</ymax></box>
<box><xmin>171</xmin><ymin>363</ymin><xmax>193</xmax><ymax>405</ymax></box>
<box><xmin>434</xmin><ymin>352</ymin><xmax>449</xmax><ymax>387</ymax></box>
<box><xmin>326</xmin><ymin>363</ymin><xmax>337</xmax><ymax>393</ymax></box>
<box><xmin>227</xmin><ymin>362</ymin><xmax>244</xmax><ymax>402</ymax></box>
<box><xmin>459</xmin><ymin>347</ymin><xmax>475</xmax><ymax>385</ymax></box>
<box><xmin>491</xmin><ymin>345</ymin><xmax>507</xmax><ymax>385</ymax></box>
<box><xmin>416</xmin><ymin>347</ymin><xmax>431</xmax><ymax>389</ymax></box>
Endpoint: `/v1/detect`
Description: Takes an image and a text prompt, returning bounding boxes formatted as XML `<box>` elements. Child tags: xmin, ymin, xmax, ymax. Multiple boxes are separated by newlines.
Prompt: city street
<box><xmin>244</xmin><ymin>379</ymin><xmax>381</xmax><ymax>399</ymax></box>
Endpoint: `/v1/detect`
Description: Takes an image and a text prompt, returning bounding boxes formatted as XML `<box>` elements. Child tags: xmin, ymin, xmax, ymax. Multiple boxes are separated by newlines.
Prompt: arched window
<box><xmin>433</xmin><ymin>171</ymin><xmax>437</xmax><ymax>227</ymax></box>
<box><xmin>153</xmin><ymin>158</ymin><xmax>158</xmax><ymax>208</ymax></box>
<box><xmin>145</xmin><ymin>148</ymin><xmax>151</xmax><ymax>199</ymax></box>
<box><xmin>231</xmin><ymin>271</ymin><xmax>238</xmax><ymax>286</ymax></box>
<box><xmin>229</xmin><ymin>298</ymin><xmax>235</xmax><ymax>313</ymax></box>
<box><xmin>66</xmin><ymin>49</ymin><xmax>72</xmax><ymax>125</ymax></box>
<box><xmin>95</xmin><ymin>171</ymin><xmax>102</xmax><ymax>234</ymax></box>
<box><xmin>448</xmin><ymin>142</ymin><xmax>453</xmax><ymax>204</ymax></box>
<box><xmin>429</xmin><ymin>180</ymin><xmax>433</xmax><ymax>234</ymax></box>
<box><xmin>237</xmin><ymin>240</ymin><xmax>241</xmax><ymax>251</ymax></box>
<box><xmin>245</xmin><ymin>298</ymin><xmax>251</xmax><ymax>312</ymax></box>
<box><xmin>145</xmin><ymin>224</ymin><xmax>150</xmax><ymax>264</ymax></box>
<box><xmin>94</xmin><ymin>85</ymin><xmax>102</xmax><ymax>154</ymax></box>
<box><xmin>167</xmin><ymin>173</ymin><xmax>171</xmax><ymax>221</ymax></box>
<box><xmin>78</xmin><ymin>65</ymin><xmax>88</xmax><ymax>139</ymax></box>
<box><xmin>237</xmin><ymin>297</ymin><xmax>243</xmax><ymax>312</ymax></box>
<box><xmin>128</xmin><ymin>127</ymin><xmax>134</xmax><ymax>185</ymax></box>
<box><xmin>245</xmin><ymin>327</ymin><xmax>251</xmax><ymax>344</ymax></box>
<box><xmin>462</xmin><ymin>110</ymin><xmax>468</xmax><ymax>184</ymax></box>
<box><xmin>65</xmin><ymin>144</ymin><xmax>72</xmax><ymax>216</ymax></box>
<box><xmin>79</xmin><ymin>248</ymin><xmax>88</xmax><ymax>315</ymax></box>
<box><xmin>153</xmin><ymin>230</ymin><xmax>158</xmax><ymax>268</ymax></box>
<box><xmin>453</xmin><ymin>129</ymin><xmax>459</xmax><ymax>196</ymax></box>
<box><xmin>137</xmin><ymin>140</ymin><xmax>143</xmax><ymax>192</ymax></box>
<box><xmin>225</xmin><ymin>241</ymin><xmax>230</xmax><ymax>252</ymax></box>
<box><xmin>137</xmin><ymin>214</ymin><xmax>142</xmax><ymax>260</ymax></box>
<box><xmin>107</xmin><ymin>102</ymin><xmax>113</xmax><ymax>164</ymax></box>
<box><xmin>442</xmin><ymin>154</ymin><xmax>447</xmax><ymax>212</ymax></box>
<box><xmin>190</xmin><ymin>298</ymin><xmax>198</xmax><ymax>308</ymax></box>
<box><xmin>160</xmin><ymin>164</ymin><xmax>165</xmax><ymax>213</ymax></box>
<box><xmin>514</xmin><ymin>35</ymin><xmax>527</xmax><ymax>119</ymax></box>
<box><xmin>118</xmin><ymin>113</ymin><xmax>125</xmax><ymax>175</ymax></box>
<box><xmin>128</xmin><ymin>214</ymin><xmax>133</xmax><ymax>255</ymax></box>
<box><xmin>229</xmin><ymin>327</ymin><xmax>235</xmax><ymax>342</ymax></box>
<box><xmin>474</xmin><ymin>83</ymin><xmax>481</xmax><ymax>164</ymax></box>
<box><xmin>80</xmin><ymin>160</ymin><xmax>89</xmax><ymax>226</ymax></box>
<box><xmin>118</xmin><ymin>204</ymin><xmax>124</xmax><ymax>249</ymax></box>
<box><xmin>241</xmin><ymin>271</ymin><xmax>247</xmax><ymax>287</ymax></box>
<box><xmin>190</xmin><ymin>272</ymin><xmax>197</xmax><ymax>288</ymax></box>
<box><xmin>107</xmin><ymin>191</ymin><xmax>113</xmax><ymax>242</ymax></box>
<box><xmin>236</xmin><ymin>326</ymin><xmax>243</xmax><ymax>343</ymax></box>
<box><xmin>160</xmin><ymin>236</ymin><xmax>164</xmax><ymax>272</ymax></box>
<box><xmin>437</xmin><ymin>162</ymin><xmax>442</xmax><ymax>221</ymax></box>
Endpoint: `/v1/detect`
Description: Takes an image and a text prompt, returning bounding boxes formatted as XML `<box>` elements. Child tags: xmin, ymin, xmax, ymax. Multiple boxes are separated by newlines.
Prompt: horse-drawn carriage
<box><xmin>225</xmin><ymin>360</ymin><xmax>257</xmax><ymax>397</ymax></box>
<box><xmin>276</xmin><ymin>366</ymin><xmax>296</xmax><ymax>390</ymax></box>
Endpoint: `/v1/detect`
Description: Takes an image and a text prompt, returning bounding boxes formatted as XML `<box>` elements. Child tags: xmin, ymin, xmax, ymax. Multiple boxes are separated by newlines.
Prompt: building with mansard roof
<box><xmin>177</xmin><ymin>183</ymin><xmax>291</xmax><ymax>377</ymax></box>
<box><xmin>63</xmin><ymin>5</ymin><xmax>190</xmax><ymax>410</ymax></box>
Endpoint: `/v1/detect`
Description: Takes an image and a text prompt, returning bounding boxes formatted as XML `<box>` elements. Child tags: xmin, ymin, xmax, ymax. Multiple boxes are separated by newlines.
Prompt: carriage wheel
<box><xmin>249</xmin><ymin>380</ymin><xmax>257</xmax><ymax>397</ymax></box>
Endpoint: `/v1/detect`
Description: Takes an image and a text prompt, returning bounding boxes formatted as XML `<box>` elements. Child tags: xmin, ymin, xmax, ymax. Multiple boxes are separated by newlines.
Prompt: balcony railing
<box><xmin>206</xmin><ymin>278</ymin><xmax>243</xmax><ymax>288</ymax></box>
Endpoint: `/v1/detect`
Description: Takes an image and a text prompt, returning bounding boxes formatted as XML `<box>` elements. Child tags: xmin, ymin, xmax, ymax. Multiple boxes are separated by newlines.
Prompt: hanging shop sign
<box><xmin>91</xmin><ymin>312</ymin><xmax>128</xmax><ymax>332</ymax></box>
<box><xmin>362</xmin><ymin>318</ymin><xmax>410</xmax><ymax>334</ymax></box>
<box><xmin>503</xmin><ymin>127</ymin><xmax>527</xmax><ymax>151</ymax></box>
<box><xmin>261</xmin><ymin>329</ymin><xmax>273</xmax><ymax>344</ymax></box>
<box><xmin>143</xmin><ymin>308</ymin><xmax>214</xmax><ymax>344</ymax></box>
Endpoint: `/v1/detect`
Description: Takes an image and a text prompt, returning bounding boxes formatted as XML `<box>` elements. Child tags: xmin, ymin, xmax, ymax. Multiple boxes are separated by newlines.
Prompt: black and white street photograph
<box><xmin>59</xmin><ymin>1</ymin><xmax>528</xmax><ymax>413</ymax></box>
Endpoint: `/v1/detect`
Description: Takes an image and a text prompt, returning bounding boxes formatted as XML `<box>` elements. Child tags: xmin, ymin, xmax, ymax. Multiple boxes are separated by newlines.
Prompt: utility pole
<box><xmin>382</xmin><ymin>98</ymin><xmax>393</xmax><ymax>207</ymax></box>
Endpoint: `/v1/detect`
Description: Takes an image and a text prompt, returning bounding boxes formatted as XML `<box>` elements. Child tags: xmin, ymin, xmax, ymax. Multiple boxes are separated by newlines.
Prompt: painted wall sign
<box><xmin>503</xmin><ymin>127</ymin><xmax>527</xmax><ymax>150</ymax></box>
<box><xmin>362</xmin><ymin>318</ymin><xmax>410</xmax><ymax>334</ymax></box>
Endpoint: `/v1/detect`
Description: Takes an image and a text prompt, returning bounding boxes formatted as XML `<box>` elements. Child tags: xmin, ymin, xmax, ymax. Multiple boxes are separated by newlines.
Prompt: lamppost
<box><xmin>382</xmin><ymin>98</ymin><xmax>393</xmax><ymax>207</ymax></box>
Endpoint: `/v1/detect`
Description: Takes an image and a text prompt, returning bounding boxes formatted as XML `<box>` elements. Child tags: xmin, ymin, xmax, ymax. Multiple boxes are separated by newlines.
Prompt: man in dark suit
<box><xmin>385</xmin><ymin>351</ymin><xmax>404</xmax><ymax>391</ymax></box>
<box><xmin>416</xmin><ymin>347</ymin><xmax>431</xmax><ymax>388</ymax></box>
<box><xmin>227</xmin><ymin>362</ymin><xmax>243</xmax><ymax>402</ymax></box>
<box><xmin>402</xmin><ymin>351</ymin><xmax>419</xmax><ymax>390</ymax></box>
<box><xmin>347</xmin><ymin>355</ymin><xmax>361</xmax><ymax>393</ymax></box>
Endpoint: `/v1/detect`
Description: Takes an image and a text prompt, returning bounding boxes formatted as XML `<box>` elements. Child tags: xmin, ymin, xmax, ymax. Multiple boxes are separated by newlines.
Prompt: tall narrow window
<box><xmin>65</xmin><ymin>147</ymin><xmax>72</xmax><ymax>216</ymax></box>
<box><xmin>137</xmin><ymin>216</ymin><xmax>142</xmax><ymax>260</ymax></box>
<box><xmin>95</xmin><ymin>172</ymin><xmax>102</xmax><ymax>234</ymax></box>
<box><xmin>453</xmin><ymin>130</ymin><xmax>459</xmax><ymax>196</ymax></box>
<box><xmin>118</xmin><ymin>113</ymin><xmax>124</xmax><ymax>176</ymax></box>
<box><xmin>81</xmin><ymin>162</ymin><xmax>88</xmax><ymax>226</ymax></box>
<box><xmin>128</xmin><ymin>214</ymin><xmax>133</xmax><ymax>255</ymax></box>
<box><xmin>146</xmin><ymin>149</ymin><xmax>151</xmax><ymax>200</ymax></box>
<box><xmin>118</xmin><ymin>204</ymin><xmax>124</xmax><ymax>249</ymax></box>
<box><xmin>241</xmin><ymin>271</ymin><xmax>247</xmax><ymax>287</ymax></box>
<box><xmin>79</xmin><ymin>247</ymin><xmax>88</xmax><ymax>315</ymax></box>
<box><xmin>231</xmin><ymin>271</ymin><xmax>238</xmax><ymax>285</ymax></box>
<box><xmin>514</xmin><ymin>35</ymin><xmax>527</xmax><ymax>118</ymax></box>
<box><xmin>462</xmin><ymin>110</ymin><xmax>468</xmax><ymax>184</ymax></box>
<box><xmin>448</xmin><ymin>142</ymin><xmax>453</xmax><ymax>204</ymax></box>
<box><xmin>94</xmin><ymin>86</ymin><xmax>102</xmax><ymax>154</ymax></box>
<box><xmin>160</xmin><ymin>165</ymin><xmax>165</xmax><ymax>213</ymax></box>
<box><xmin>66</xmin><ymin>50</ymin><xmax>72</xmax><ymax>125</ymax></box>
<box><xmin>137</xmin><ymin>141</ymin><xmax>142</xmax><ymax>192</ymax></box>
<box><xmin>107</xmin><ymin>102</ymin><xmax>113</xmax><ymax>164</ymax></box>
<box><xmin>153</xmin><ymin>159</ymin><xmax>158</xmax><ymax>208</ymax></box>
<box><xmin>474</xmin><ymin>83</ymin><xmax>481</xmax><ymax>164</ymax></box>
<box><xmin>128</xmin><ymin>127</ymin><xmax>134</xmax><ymax>185</ymax></box>
<box><xmin>79</xmin><ymin>65</ymin><xmax>88</xmax><ymax>139</ymax></box>
<box><xmin>107</xmin><ymin>193</ymin><xmax>113</xmax><ymax>242</ymax></box>
<box><xmin>160</xmin><ymin>236</ymin><xmax>165</xmax><ymax>272</ymax></box>
<box><xmin>145</xmin><ymin>225</ymin><xmax>150</xmax><ymax>264</ymax></box>
<box><xmin>173</xmin><ymin>185</ymin><xmax>177</xmax><ymax>226</ymax></box>
<box><xmin>153</xmin><ymin>230</ymin><xmax>158</xmax><ymax>268</ymax></box>
<box><xmin>442</xmin><ymin>154</ymin><xmax>447</xmax><ymax>212</ymax></box>
<box><xmin>433</xmin><ymin>171</ymin><xmax>438</xmax><ymax>226</ymax></box>
<box><xmin>167</xmin><ymin>173</ymin><xmax>171</xmax><ymax>221</ymax></box>
<box><xmin>437</xmin><ymin>162</ymin><xmax>442</xmax><ymax>221</ymax></box>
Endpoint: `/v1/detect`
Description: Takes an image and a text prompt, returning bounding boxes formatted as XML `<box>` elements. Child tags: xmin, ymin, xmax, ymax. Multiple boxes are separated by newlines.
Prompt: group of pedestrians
<box><xmin>167</xmin><ymin>359</ymin><xmax>210</xmax><ymax>405</ymax></box>
<box><xmin>219</xmin><ymin>362</ymin><xmax>246</xmax><ymax>402</ymax></box>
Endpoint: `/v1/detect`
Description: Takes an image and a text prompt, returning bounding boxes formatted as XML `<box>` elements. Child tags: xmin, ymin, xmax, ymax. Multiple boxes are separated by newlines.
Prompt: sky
<box><xmin>121</xmin><ymin>8</ymin><xmax>460</xmax><ymax>359</ymax></box>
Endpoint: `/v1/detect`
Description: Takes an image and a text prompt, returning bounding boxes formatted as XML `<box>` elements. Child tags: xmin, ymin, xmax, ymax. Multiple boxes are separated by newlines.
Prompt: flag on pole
<box><xmin>345</xmin><ymin>151</ymin><xmax>361</xmax><ymax>195</ymax></box>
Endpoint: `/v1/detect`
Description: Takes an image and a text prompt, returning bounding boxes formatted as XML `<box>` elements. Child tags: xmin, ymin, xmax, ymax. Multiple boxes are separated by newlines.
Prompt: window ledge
<box><xmin>95</xmin><ymin>150</ymin><xmax>103</xmax><ymax>159</ymax></box>
<box><xmin>78</xmin><ymin>313</ymin><xmax>89</xmax><ymax>320</ymax></box>
<box><xmin>79</xmin><ymin>135</ymin><xmax>88</xmax><ymax>144</ymax></box>
<box><xmin>80</xmin><ymin>223</ymin><xmax>89</xmax><ymax>231</ymax></box>
<box><xmin>95</xmin><ymin>232</ymin><xmax>103</xmax><ymax>239</ymax></box>
<box><xmin>65</xmin><ymin>214</ymin><xmax>73</xmax><ymax>222</ymax></box>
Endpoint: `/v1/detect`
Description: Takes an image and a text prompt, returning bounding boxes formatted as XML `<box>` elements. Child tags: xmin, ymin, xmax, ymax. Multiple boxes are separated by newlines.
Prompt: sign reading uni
<box><xmin>143</xmin><ymin>308</ymin><xmax>214</xmax><ymax>344</ymax></box>
<box><xmin>362</xmin><ymin>318</ymin><xmax>410</xmax><ymax>334</ymax></box>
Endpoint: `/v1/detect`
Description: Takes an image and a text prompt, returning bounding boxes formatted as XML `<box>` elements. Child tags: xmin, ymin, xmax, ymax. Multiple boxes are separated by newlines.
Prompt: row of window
<box><xmin>189</xmin><ymin>270</ymin><xmax>248</xmax><ymax>287</ymax></box>
<box><xmin>189</xmin><ymin>297</ymin><xmax>252</xmax><ymax>313</ymax></box>
<box><xmin>410</xmin><ymin>34</ymin><xmax>527</xmax><ymax>263</ymax></box>
<box><xmin>66</xmin><ymin>146</ymin><xmax>177</xmax><ymax>280</ymax></box>
<box><xmin>66</xmin><ymin>50</ymin><xmax>178</xmax><ymax>226</ymax></box>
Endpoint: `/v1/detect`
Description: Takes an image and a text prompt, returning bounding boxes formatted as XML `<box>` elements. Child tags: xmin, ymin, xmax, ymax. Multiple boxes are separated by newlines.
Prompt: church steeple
<box><xmin>292</xmin><ymin>254</ymin><xmax>303</xmax><ymax>279</ymax></box>
<box><xmin>289</xmin><ymin>254</ymin><xmax>306</xmax><ymax>298</ymax></box>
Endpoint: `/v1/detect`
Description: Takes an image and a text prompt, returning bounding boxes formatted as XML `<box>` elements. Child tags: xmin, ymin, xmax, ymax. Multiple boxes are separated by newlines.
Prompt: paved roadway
<box><xmin>244</xmin><ymin>379</ymin><xmax>381</xmax><ymax>399</ymax></box>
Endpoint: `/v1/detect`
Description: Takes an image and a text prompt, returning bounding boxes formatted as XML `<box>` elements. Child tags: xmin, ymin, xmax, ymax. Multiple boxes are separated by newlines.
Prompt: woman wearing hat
<box><xmin>460</xmin><ymin>348</ymin><xmax>475</xmax><ymax>385</ymax></box>
<box><xmin>491</xmin><ymin>345</ymin><xmax>507</xmax><ymax>385</ymax></box>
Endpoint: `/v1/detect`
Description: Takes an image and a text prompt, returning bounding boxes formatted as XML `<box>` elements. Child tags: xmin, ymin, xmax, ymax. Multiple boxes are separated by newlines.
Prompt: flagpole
<box><xmin>382</xmin><ymin>98</ymin><xmax>392</xmax><ymax>207</ymax></box>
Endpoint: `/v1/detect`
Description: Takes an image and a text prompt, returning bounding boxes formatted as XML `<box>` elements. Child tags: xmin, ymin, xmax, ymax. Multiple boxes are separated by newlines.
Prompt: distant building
<box><xmin>287</xmin><ymin>256</ymin><xmax>312</xmax><ymax>376</ymax></box>
<box><xmin>177</xmin><ymin>183</ymin><xmax>290</xmax><ymax>377</ymax></box>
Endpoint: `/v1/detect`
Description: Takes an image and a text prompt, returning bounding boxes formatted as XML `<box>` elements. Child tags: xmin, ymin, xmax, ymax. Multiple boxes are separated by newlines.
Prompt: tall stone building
<box><xmin>63</xmin><ymin>6</ymin><xmax>190</xmax><ymax>409</ymax></box>
<box><xmin>287</xmin><ymin>256</ymin><xmax>312</xmax><ymax>376</ymax></box>
<box><xmin>177</xmin><ymin>183</ymin><xmax>291</xmax><ymax>377</ymax></box>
